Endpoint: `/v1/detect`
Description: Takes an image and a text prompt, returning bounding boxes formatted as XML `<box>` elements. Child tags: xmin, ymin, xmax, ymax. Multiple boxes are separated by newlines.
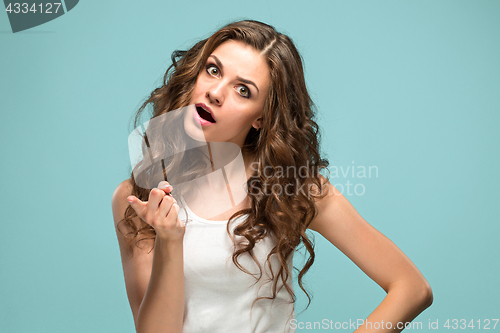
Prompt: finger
<box><xmin>126</xmin><ymin>196</ymin><xmax>147</xmax><ymax>218</ymax></box>
<box><xmin>147</xmin><ymin>188</ymin><xmax>166</xmax><ymax>212</ymax></box>
<box><xmin>158</xmin><ymin>181</ymin><xmax>173</xmax><ymax>195</ymax></box>
<box><xmin>172</xmin><ymin>204</ymin><xmax>187</xmax><ymax>228</ymax></box>
<box><xmin>167</xmin><ymin>203</ymin><xmax>183</xmax><ymax>227</ymax></box>
<box><xmin>158</xmin><ymin>193</ymin><xmax>174</xmax><ymax>218</ymax></box>
<box><xmin>173</xmin><ymin>203</ymin><xmax>180</xmax><ymax>215</ymax></box>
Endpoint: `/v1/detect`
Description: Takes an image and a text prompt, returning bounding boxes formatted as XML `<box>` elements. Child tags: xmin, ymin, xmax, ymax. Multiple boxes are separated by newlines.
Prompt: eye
<box><xmin>236</xmin><ymin>85</ymin><xmax>251</xmax><ymax>98</ymax></box>
<box><xmin>206</xmin><ymin>64</ymin><xmax>219</xmax><ymax>77</ymax></box>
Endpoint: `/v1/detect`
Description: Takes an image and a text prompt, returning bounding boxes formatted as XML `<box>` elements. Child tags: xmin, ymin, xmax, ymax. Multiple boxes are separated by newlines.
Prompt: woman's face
<box><xmin>184</xmin><ymin>39</ymin><xmax>271</xmax><ymax>148</ymax></box>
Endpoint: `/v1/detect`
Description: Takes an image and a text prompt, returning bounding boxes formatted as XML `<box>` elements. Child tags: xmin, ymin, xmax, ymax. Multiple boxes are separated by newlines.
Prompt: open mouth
<box><xmin>196</xmin><ymin>105</ymin><xmax>216</xmax><ymax>123</ymax></box>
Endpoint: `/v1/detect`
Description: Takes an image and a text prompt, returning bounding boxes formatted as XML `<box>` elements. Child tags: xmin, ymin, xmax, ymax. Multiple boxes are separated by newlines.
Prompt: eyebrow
<box><xmin>209</xmin><ymin>55</ymin><xmax>260</xmax><ymax>93</ymax></box>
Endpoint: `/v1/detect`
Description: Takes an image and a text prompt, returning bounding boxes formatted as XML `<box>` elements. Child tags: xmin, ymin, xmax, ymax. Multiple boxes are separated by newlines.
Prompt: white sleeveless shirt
<box><xmin>178</xmin><ymin>205</ymin><xmax>296</xmax><ymax>333</ymax></box>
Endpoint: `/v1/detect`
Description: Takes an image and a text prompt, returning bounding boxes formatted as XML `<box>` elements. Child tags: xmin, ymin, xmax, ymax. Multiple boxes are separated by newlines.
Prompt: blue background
<box><xmin>1</xmin><ymin>1</ymin><xmax>499</xmax><ymax>332</ymax></box>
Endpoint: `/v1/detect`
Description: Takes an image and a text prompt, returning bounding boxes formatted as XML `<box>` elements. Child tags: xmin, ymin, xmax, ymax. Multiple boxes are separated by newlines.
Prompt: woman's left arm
<box><xmin>308</xmin><ymin>179</ymin><xmax>433</xmax><ymax>333</ymax></box>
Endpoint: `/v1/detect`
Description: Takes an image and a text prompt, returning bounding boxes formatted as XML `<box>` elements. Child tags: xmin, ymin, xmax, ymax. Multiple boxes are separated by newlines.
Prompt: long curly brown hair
<box><xmin>118</xmin><ymin>19</ymin><xmax>330</xmax><ymax>312</ymax></box>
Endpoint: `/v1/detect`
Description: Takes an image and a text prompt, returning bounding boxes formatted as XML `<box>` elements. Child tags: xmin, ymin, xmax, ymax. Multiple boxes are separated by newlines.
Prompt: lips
<box><xmin>195</xmin><ymin>103</ymin><xmax>216</xmax><ymax>123</ymax></box>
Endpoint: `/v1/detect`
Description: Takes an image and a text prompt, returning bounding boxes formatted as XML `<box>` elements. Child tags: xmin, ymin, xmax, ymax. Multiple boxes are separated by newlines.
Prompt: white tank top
<box><xmin>178</xmin><ymin>205</ymin><xmax>296</xmax><ymax>333</ymax></box>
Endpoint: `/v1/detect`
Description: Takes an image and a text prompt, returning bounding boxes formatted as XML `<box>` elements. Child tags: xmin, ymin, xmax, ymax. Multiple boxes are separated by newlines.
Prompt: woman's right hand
<box><xmin>126</xmin><ymin>181</ymin><xmax>186</xmax><ymax>242</ymax></box>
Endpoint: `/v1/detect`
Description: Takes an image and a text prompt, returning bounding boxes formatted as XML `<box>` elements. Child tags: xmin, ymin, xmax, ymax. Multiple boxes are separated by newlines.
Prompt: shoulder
<box><xmin>111</xmin><ymin>178</ymin><xmax>134</xmax><ymax>228</ymax></box>
<box><xmin>310</xmin><ymin>174</ymin><xmax>341</xmax><ymax>208</ymax></box>
<box><xmin>112</xmin><ymin>178</ymin><xmax>134</xmax><ymax>203</ymax></box>
<box><xmin>308</xmin><ymin>175</ymin><xmax>347</xmax><ymax>233</ymax></box>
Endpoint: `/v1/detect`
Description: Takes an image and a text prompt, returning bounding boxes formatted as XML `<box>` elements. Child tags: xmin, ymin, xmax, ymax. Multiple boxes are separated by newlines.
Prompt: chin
<box><xmin>183</xmin><ymin>106</ymin><xmax>206</xmax><ymax>143</ymax></box>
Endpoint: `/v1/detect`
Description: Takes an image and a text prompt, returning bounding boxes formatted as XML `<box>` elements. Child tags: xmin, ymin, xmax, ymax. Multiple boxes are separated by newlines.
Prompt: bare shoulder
<box><xmin>308</xmin><ymin>174</ymin><xmax>350</xmax><ymax>233</ymax></box>
<box><xmin>111</xmin><ymin>178</ymin><xmax>134</xmax><ymax>223</ymax></box>
<box><xmin>111</xmin><ymin>179</ymin><xmax>134</xmax><ymax>249</ymax></box>
<box><xmin>310</xmin><ymin>174</ymin><xmax>342</xmax><ymax>208</ymax></box>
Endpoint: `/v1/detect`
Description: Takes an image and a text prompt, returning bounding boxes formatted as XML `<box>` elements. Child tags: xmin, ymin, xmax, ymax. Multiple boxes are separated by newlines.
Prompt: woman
<box><xmin>112</xmin><ymin>20</ymin><xmax>433</xmax><ymax>333</ymax></box>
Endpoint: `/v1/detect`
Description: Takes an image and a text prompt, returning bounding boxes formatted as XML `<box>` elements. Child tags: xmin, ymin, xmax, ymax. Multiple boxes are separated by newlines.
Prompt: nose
<box><xmin>206</xmin><ymin>80</ymin><xmax>224</xmax><ymax>106</ymax></box>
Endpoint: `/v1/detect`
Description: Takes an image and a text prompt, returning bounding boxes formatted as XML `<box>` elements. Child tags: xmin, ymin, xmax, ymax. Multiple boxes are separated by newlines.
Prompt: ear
<box><xmin>252</xmin><ymin>117</ymin><xmax>263</xmax><ymax>130</ymax></box>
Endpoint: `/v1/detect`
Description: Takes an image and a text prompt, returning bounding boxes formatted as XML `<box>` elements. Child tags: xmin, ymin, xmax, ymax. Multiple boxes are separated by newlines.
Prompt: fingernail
<box><xmin>166</xmin><ymin>185</ymin><xmax>173</xmax><ymax>191</ymax></box>
<box><xmin>127</xmin><ymin>196</ymin><xmax>134</xmax><ymax>203</ymax></box>
<box><xmin>159</xmin><ymin>182</ymin><xmax>169</xmax><ymax>189</ymax></box>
